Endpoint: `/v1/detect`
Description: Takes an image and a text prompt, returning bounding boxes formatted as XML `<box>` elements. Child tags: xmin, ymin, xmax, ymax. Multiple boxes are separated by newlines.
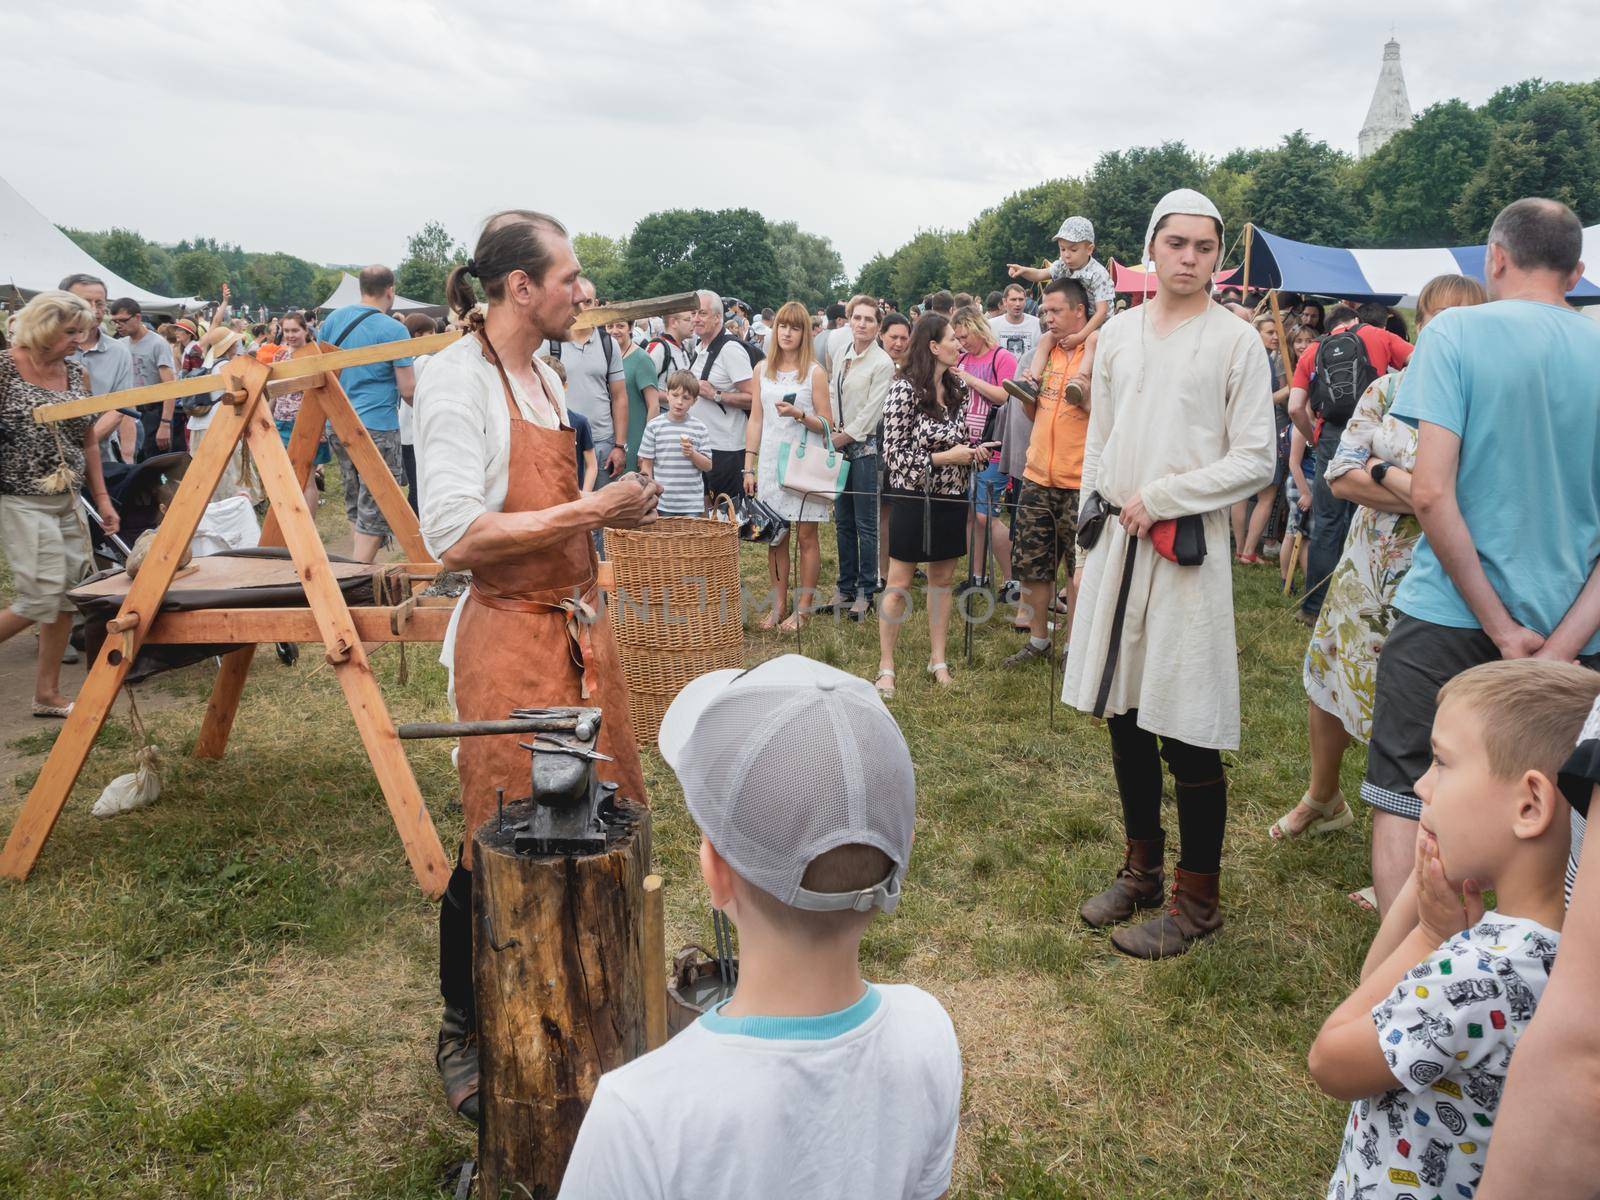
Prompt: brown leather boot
<box><xmin>1110</xmin><ymin>867</ymin><xmax>1223</xmax><ymax>960</ymax></box>
<box><xmin>1079</xmin><ymin>836</ymin><xmax>1165</xmax><ymax>928</ymax></box>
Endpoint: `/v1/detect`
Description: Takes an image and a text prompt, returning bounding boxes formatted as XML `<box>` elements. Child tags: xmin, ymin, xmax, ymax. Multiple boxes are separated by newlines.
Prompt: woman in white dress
<box><xmin>743</xmin><ymin>300</ymin><xmax>833</xmax><ymax>631</ymax></box>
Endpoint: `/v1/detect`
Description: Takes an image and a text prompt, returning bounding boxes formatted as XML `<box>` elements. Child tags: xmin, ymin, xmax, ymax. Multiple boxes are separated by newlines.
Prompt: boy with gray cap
<box><xmin>1007</xmin><ymin>215</ymin><xmax>1114</xmax><ymax>399</ymax></box>
<box><xmin>559</xmin><ymin>654</ymin><xmax>962</xmax><ymax>1200</ymax></box>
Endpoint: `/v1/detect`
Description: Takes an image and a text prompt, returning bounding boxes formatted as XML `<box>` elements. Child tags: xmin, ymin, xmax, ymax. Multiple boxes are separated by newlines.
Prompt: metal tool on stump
<box><xmin>399</xmin><ymin>706</ymin><xmax>654</xmax><ymax>1199</ymax></box>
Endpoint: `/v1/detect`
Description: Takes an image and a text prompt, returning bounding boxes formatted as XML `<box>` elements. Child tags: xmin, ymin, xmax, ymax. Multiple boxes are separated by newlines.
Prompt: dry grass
<box><xmin>0</xmin><ymin>488</ymin><xmax>1377</xmax><ymax>1198</ymax></box>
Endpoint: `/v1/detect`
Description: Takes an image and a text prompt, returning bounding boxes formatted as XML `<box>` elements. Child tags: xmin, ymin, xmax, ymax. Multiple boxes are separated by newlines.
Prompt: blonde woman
<box><xmin>0</xmin><ymin>291</ymin><xmax>118</xmax><ymax>716</ymax></box>
<box><xmin>743</xmin><ymin>300</ymin><xmax>833</xmax><ymax>631</ymax></box>
<box><xmin>950</xmin><ymin>306</ymin><xmax>1017</xmax><ymax>601</ymax></box>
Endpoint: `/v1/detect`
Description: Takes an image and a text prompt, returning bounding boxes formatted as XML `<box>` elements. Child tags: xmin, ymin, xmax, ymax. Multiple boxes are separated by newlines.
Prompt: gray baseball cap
<box><xmin>658</xmin><ymin>655</ymin><xmax>916</xmax><ymax>913</ymax></box>
<box><xmin>1055</xmin><ymin>216</ymin><xmax>1095</xmax><ymax>244</ymax></box>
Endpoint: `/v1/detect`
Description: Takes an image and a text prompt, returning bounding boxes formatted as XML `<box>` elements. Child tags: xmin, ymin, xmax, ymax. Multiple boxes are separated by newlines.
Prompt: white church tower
<box><xmin>1359</xmin><ymin>37</ymin><xmax>1413</xmax><ymax>158</ymax></box>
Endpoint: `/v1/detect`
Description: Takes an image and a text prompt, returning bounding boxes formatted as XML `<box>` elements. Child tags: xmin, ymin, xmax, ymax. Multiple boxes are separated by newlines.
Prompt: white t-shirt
<box><xmin>1326</xmin><ymin>913</ymin><xmax>1559</xmax><ymax>1200</ymax></box>
<box><xmin>989</xmin><ymin>312</ymin><xmax>1042</xmax><ymax>366</ymax></box>
<box><xmin>689</xmin><ymin>337</ymin><xmax>754</xmax><ymax>452</ymax></box>
<box><xmin>559</xmin><ymin>983</ymin><xmax>961</xmax><ymax>1200</ymax></box>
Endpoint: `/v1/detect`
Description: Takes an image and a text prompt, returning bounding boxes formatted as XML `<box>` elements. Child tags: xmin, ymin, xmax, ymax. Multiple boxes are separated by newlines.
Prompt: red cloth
<box><xmin>1291</xmin><ymin>322</ymin><xmax>1413</xmax><ymax>391</ymax></box>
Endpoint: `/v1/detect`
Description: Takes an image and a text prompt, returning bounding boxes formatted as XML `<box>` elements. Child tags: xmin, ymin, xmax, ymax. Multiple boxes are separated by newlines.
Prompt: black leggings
<box><xmin>1107</xmin><ymin>710</ymin><xmax>1228</xmax><ymax>875</ymax></box>
<box><xmin>439</xmin><ymin>861</ymin><xmax>475</xmax><ymax>1025</ymax></box>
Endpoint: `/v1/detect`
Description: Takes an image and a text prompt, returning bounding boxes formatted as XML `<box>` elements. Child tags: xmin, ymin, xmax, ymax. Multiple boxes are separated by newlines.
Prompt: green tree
<box><xmin>1244</xmin><ymin>131</ymin><xmax>1358</xmax><ymax>245</ymax></box>
<box><xmin>621</xmin><ymin>208</ymin><xmax>782</xmax><ymax>308</ymax></box>
<box><xmin>970</xmin><ymin>178</ymin><xmax>1088</xmax><ymax>282</ymax></box>
<box><xmin>243</xmin><ymin>252</ymin><xmax>317</xmax><ymax>310</ymax></box>
<box><xmin>100</xmin><ymin>228</ymin><xmax>153</xmax><ymax>291</ymax></box>
<box><xmin>853</xmin><ymin>253</ymin><xmax>895</xmax><ymax>302</ymax></box>
<box><xmin>1207</xmin><ymin>149</ymin><xmax>1267</xmax><ymax>246</ymax></box>
<box><xmin>395</xmin><ymin>220</ymin><xmax>465</xmax><ymax>306</ymax></box>
<box><xmin>887</xmin><ymin>230</ymin><xmax>957</xmax><ymax>309</ymax></box>
<box><xmin>310</xmin><ymin>268</ymin><xmax>344</xmax><ymax>310</ymax></box>
<box><xmin>1083</xmin><ymin>142</ymin><xmax>1212</xmax><ymax>266</ymax></box>
<box><xmin>572</xmin><ymin>232</ymin><xmax>628</xmax><ymax>299</ymax></box>
<box><xmin>1453</xmin><ymin>84</ymin><xmax>1600</xmax><ymax>237</ymax></box>
<box><xmin>1356</xmin><ymin>100</ymin><xmax>1493</xmax><ymax>246</ymax></box>
<box><xmin>766</xmin><ymin>221</ymin><xmax>847</xmax><ymax>310</ymax></box>
<box><xmin>621</xmin><ymin>209</ymin><xmax>703</xmax><ymax>298</ymax></box>
<box><xmin>173</xmin><ymin>249</ymin><xmax>230</xmax><ymax>299</ymax></box>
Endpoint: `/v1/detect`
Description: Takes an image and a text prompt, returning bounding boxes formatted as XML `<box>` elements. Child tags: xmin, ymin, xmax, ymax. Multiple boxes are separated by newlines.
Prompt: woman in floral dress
<box><xmin>1271</xmin><ymin>275</ymin><xmax>1487</xmax><ymax>840</ymax></box>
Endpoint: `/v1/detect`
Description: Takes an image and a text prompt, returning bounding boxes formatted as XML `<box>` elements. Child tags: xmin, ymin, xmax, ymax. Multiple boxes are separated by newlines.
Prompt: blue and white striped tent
<box><xmin>1240</xmin><ymin>223</ymin><xmax>1600</xmax><ymax>305</ymax></box>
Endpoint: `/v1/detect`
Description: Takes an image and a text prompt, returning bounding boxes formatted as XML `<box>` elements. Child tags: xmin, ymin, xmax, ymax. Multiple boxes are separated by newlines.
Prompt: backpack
<box><xmin>546</xmin><ymin>327</ymin><xmax>614</xmax><ymax>373</ymax></box>
<box><xmin>646</xmin><ymin>336</ymin><xmax>684</xmax><ymax>389</ymax></box>
<box><xmin>1307</xmin><ymin>325</ymin><xmax>1378</xmax><ymax>427</ymax></box>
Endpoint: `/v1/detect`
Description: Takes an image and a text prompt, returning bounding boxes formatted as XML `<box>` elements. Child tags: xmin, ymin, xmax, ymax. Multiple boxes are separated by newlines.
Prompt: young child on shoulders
<box><xmin>1007</xmin><ymin>215</ymin><xmax>1114</xmax><ymax>394</ymax></box>
<box><xmin>559</xmin><ymin>655</ymin><xmax>962</xmax><ymax>1200</ymax></box>
<box><xmin>1309</xmin><ymin>659</ymin><xmax>1600</xmax><ymax>1200</ymax></box>
<box><xmin>638</xmin><ymin>369</ymin><xmax>712</xmax><ymax>515</ymax></box>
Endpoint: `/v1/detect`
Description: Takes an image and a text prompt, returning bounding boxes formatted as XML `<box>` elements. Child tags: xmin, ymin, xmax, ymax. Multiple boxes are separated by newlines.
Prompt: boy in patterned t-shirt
<box><xmin>1308</xmin><ymin>660</ymin><xmax>1599</xmax><ymax>1200</ymax></box>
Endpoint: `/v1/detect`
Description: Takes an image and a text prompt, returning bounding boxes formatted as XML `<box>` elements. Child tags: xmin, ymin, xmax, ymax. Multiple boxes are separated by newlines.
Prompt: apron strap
<box><xmin>1093</xmin><ymin>534</ymin><xmax>1141</xmax><ymax>719</ymax></box>
<box><xmin>474</xmin><ymin>329</ymin><xmax>563</xmax><ymax>426</ymax></box>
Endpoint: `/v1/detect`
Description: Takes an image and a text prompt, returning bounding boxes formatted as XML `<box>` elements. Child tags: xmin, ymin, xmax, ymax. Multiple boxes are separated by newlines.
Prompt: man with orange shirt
<box><xmin>1003</xmin><ymin>277</ymin><xmax>1093</xmax><ymax>668</ymax></box>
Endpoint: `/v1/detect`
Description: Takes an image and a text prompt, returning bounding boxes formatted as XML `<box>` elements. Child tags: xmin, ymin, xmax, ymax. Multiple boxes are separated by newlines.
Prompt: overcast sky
<box><xmin>10</xmin><ymin>1</ymin><xmax>1599</xmax><ymax>276</ymax></box>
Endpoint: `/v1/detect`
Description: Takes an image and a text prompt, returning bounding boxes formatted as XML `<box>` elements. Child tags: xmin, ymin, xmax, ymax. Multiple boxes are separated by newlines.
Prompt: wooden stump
<box><xmin>472</xmin><ymin>797</ymin><xmax>652</xmax><ymax>1200</ymax></box>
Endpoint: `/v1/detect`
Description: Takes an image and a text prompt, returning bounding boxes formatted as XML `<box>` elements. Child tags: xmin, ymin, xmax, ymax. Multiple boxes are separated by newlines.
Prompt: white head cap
<box><xmin>1142</xmin><ymin>188</ymin><xmax>1225</xmax><ymax>270</ymax></box>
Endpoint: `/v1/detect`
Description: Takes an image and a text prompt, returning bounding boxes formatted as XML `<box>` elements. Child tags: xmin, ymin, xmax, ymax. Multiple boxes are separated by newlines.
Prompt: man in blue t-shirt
<box><xmin>1364</xmin><ymin>197</ymin><xmax>1600</xmax><ymax>912</ymax></box>
<box><xmin>319</xmin><ymin>265</ymin><xmax>415</xmax><ymax>562</ymax></box>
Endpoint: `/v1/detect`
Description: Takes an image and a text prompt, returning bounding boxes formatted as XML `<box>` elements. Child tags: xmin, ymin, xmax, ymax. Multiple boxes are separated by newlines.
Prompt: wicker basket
<box><xmin>606</xmin><ymin>510</ymin><xmax>743</xmax><ymax>744</ymax></box>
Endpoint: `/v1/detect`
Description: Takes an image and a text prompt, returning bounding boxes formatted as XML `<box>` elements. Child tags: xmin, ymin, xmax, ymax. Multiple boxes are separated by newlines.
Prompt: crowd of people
<box><xmin>5</xmin><ymin>188</ymin><xmax>1600</xmax><ymax>1199</ymax></box>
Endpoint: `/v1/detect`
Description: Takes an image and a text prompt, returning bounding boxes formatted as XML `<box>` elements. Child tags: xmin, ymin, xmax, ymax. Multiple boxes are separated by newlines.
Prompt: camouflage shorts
<box><xmin>1011</xmin><ymin>480</ymin><xmax>1078</xmax><ymax>582</ymax></box>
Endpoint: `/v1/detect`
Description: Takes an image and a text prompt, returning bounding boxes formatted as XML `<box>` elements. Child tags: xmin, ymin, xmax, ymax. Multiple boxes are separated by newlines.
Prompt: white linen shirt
<box><xmin>414</xmin><ymin>333</ymin><xmax>569</xmax><ymax>685</ymax></box>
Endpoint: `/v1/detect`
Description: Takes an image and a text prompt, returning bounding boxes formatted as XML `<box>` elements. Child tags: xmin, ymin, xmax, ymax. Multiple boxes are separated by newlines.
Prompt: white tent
<box><xmin>0</xmin><ymin>175</ymin><xmax>204</xmax><ymax>313</ymax></box>
<box><xmin>317</xmin><ymin>272</ymin><xmax>443</xmax><ymax>317</ymax></box>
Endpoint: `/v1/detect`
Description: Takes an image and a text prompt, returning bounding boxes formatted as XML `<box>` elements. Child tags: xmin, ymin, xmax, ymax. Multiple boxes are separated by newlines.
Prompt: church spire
<box><xmin>1359</xmin><ymin>37</ymin><xmax>1413</xmax><ymax>158</ymax></box>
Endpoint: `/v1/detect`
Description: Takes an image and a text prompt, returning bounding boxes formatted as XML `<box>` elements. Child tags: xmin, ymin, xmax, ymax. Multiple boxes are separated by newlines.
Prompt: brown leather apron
<box><xmin>453</xmin><ymin>333</ymin><xmax>647</xmax><ymax>867</ymax></box>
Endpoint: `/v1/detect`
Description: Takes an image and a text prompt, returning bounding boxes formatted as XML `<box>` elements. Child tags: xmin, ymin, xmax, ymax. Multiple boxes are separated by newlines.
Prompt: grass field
<box><xmin>0</xmin><ymin>495</ymin><xmax>1378</xmax><ymax>1198</ymax></box>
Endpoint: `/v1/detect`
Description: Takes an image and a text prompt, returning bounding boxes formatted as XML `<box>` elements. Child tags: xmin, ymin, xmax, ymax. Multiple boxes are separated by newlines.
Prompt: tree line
<box><xmin>60</xmin><ymin>228</ymin><xmax>344</xmax><ymax>312</ymax></box>
<box><xmin>856</xmin><ymin>77</ymin><xmax>1600</xmax><ymax>308</ymax></box>
<box><xmin>60</xmin><ymin>76</ymin><xmax>1599</xmax><ymax>314</ymax></box>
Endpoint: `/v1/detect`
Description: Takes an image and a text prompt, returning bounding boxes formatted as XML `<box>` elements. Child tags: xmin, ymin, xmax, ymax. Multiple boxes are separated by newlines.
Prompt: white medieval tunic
<box><xmin>1062</xmin><ymin>303</ymin><xmax>1276</xmax><ymax>750</ymax></box>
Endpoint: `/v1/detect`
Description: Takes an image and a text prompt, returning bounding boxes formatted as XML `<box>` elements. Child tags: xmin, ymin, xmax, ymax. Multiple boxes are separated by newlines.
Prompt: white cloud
<box><xmin>7</xmin><ymin>0</ymin><xmax>1598</xmax><ymax>278</ymax></box>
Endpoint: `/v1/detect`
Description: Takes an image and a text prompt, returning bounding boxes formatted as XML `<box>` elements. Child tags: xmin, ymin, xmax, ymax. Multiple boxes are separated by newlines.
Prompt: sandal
<box><xmin>778</xmin><ymin>612</ymin><xmax>808</xmax><ymax>633</ymax></box>
<box><xmin>927</xmin><ymin>661</ymin><xmax>952</xmax><ymax>687</ymax></box>
<box><xmin>32</xmin><ymin>702</ymin><xmax>73</xmax><ymax>719</ymax></box>
<box><xmin>1347</xmin><ymin>886</ymin><xmax>1378</xmax><ymax>912</ymax></box>
<box><xmin>874</xmin><ymin>668</ymin><xmax>896</xmax><ymax>699</ymax></box>
<box><xmin>1268</xmin><ymin>790</ymin><xmax>1355</xmax><ymax>840</ymax></box>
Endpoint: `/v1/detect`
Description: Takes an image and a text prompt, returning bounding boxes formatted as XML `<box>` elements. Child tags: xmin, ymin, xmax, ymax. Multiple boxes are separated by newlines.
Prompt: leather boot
<box><xmin>438</xmin><ymin>864</ymin><xmax>480</xmax><ymax>1125</ymax></box>
<box><xmin>436</xmin><ymin>1004</ymin><xmax>481</xmax><ymax>1125</ymax></box>
<box><xmin>1079</xmin><ymin>836</ymin><xmax>1165</xmax><ymax>928</ymax></box>
<box><xmin>1110</xmin><ymin>867</ymin><xmax>1223</xmax><ymax>960</ymax></box>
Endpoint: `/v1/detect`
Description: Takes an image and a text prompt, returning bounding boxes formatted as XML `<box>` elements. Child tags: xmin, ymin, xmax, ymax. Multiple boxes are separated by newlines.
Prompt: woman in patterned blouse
<box><xmin>0</xmin><ymin>291</ymin><xmax>118</xmax><ymax>716</ymax></box>
<box><xmin>875</xmin><ymin>314</ymin><xmax>989</xmax><ymax>697</ymax></box>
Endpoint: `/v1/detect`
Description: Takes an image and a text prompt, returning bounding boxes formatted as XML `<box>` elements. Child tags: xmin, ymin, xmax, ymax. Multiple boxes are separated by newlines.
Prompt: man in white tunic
<box><xmin>1063</xmin><ymin>190</ymin><xmax>1276</xmax><ymax>959</ymax></box>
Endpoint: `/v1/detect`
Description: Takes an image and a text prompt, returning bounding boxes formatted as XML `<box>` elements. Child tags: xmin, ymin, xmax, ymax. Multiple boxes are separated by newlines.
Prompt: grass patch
<box><xmin>0</xmin><ymin>529</ymin><xmax>1373</xmax><ymax>1197</ymax></box>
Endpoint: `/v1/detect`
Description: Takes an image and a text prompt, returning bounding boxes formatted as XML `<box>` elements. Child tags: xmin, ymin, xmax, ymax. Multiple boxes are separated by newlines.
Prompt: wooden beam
<box><xmin>193</xmin><ymin>646</ymin><xmax>257</xmax><ymax>760</ymax></box>
<box><xmin>147</xmin><ymin>605</ymin><xmax>452</xmax><ymax>644</ymax></box>
<box><xmin>34</xmin><ymin>331</ymin><xmax>462</xmax><ymax>424</ymax></box>
<box><xmin>258</xmin><ymin>383</ymin><xmax>331</xmax><ymax>547</ymax></box>
<box><xmin>0</xmin><ymin>357</ymin><xmax>259</xmax><ymax>882</ymax></box>
<box><xmin>570</xmin><ymin>291</ymin><xmax>699</xmax><ymax>333</ymax></box>
<box><xmin>244</xmin><ymin>406</ymin><xmax>449</xmax><ymax>899</ymax></box>
<box><xmin>315</xmin><ymin>371</ymin><xmax>430</xmax><ymax>562</ymax></box>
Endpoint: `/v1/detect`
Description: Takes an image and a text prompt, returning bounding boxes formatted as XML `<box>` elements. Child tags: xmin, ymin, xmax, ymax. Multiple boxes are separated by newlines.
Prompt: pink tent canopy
<box><xmin>1109</xmin><ymin>259</ymin><xmax>1239</xmax><ymax>295</ymax></box>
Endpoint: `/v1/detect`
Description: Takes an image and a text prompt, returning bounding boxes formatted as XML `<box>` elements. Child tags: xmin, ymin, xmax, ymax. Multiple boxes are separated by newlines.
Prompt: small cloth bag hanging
<box><xmin>777</xmin><ymin>418</ymin><xmax>851</xmax><ymax>501</ymax></box>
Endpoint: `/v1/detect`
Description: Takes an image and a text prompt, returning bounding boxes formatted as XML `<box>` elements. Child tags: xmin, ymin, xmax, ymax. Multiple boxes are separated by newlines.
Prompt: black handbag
<box><xmin>1076</xmin><ymin>492</ymin><xmax>1118</xmax><ymax>552</ymax></box>
<box><xmin>735</xmin><ymin>493</ymin><xmax>790</xmax><ymax>547</ymax></box>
